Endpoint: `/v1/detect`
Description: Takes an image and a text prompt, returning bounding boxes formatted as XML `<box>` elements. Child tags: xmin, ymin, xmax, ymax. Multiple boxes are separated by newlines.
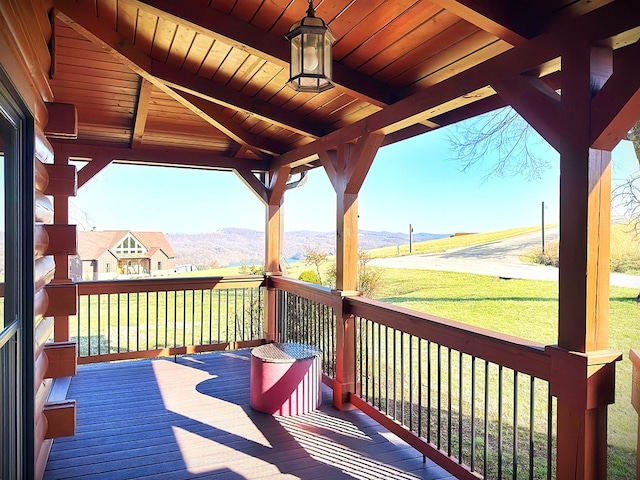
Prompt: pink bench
<box><xmin>250</xmin><ymin>342</ymin><xmax>322</xmax><ymax>416</ymax></box>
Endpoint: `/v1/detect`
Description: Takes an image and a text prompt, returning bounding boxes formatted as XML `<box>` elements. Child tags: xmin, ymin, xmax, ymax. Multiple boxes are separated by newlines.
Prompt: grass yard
<box><xmin>373</xmin><ymin>267</ymin><xmax>639</xmax><ymax>479</ymax></box>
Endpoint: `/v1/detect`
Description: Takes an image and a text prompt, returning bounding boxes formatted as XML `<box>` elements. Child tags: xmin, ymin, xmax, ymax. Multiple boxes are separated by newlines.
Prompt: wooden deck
<box><xmin>44</xmin><ymin>350</ymin><xmax>457</xmax><ymax>479</ymax></box>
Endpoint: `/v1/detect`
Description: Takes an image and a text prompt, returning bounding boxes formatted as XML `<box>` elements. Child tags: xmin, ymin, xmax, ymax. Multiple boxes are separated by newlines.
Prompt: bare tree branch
<box><xmin>447</xmin><ymin>107</ymin><xmax>550</xmax><ymax>181</ymax></box>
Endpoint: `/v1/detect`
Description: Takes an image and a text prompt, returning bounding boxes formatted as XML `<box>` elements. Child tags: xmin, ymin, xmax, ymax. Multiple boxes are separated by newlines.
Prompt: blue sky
<box><xmin>71</xmin><ymin>120</ymin><xmax>640</xmax><ymax>235</ymax></box>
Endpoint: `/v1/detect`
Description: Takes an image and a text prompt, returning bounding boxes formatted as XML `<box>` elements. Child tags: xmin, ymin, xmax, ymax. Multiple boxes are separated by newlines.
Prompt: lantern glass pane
<box><xmin>302</xmin><ymin>33</ymin><xmax>321</xmax><ymax>74</ymax></box>
<box><xmin>290</xmin><ymin>35</ymin><xmax>302</xmax><ymax>77</ymax></box>
<box><xmin>323</xmin><ymin>35</ymin><xmax>332</xmax><ymax>76</ymax></box>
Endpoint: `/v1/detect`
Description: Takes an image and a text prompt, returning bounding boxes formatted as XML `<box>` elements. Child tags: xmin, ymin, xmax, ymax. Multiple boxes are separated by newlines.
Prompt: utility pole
<box><xmin>541</xmin><ymin>201</ymin><xmax>546</xmax><ymax>254</ymax></box>
<box><xmin>409</xmin><ymin>223</ymin><xmax>413</xmax><ymax>253</ymax></box>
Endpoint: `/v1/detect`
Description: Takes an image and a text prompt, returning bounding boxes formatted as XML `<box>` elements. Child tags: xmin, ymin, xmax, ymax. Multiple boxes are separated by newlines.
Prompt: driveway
<box><xmin>370</xmin><ymin>227</ymin><xmax>640</xmax><ymax>289</ymax></box>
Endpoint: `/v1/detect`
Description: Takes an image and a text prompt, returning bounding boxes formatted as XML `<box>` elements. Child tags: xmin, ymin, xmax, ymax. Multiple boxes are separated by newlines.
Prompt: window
<box><xmin>157</xmin><ymin>261</ymin><xmax>162</xmax><ymax>270</ymax></box>
<box><xmin>0</xmin><ymin>71</ymin><xmax>35</xmax><ymax>478</ymax></box>
<box><xmin>113</xmin><ymin>233</ymin><xmax>146</xmax><ymax>255</ymax></box>
<box><xmin>105</xmin><ymin>263</ymin><xmax>110</xmax><ymax>273</ymax></box>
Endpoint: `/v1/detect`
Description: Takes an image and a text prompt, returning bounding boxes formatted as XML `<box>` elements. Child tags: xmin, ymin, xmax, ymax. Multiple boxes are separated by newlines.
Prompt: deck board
<box><xmin>45</xmin><ymin>350</ymin><xmax>457</xmax><ymax>480</ymax></box>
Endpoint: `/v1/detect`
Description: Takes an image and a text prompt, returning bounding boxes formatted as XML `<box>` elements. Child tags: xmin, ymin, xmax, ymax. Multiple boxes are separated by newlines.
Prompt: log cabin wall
<box><xmin>0</xmin><ymin>0</ymin><xmax>79</xmax><ymax>477</ymax></box>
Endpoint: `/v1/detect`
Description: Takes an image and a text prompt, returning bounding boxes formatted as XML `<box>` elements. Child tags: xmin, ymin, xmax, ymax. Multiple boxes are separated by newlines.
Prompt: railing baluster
<box><xmin>447</xmin><ymin>347</ymin><xmax>452</xmax><ymax>456</ymax></box>
<box><xmin>393</xmin><ymin>329</ymin><xmax>397</xmax><ymax>420</ymax></box>
<box><xmin>418</xmin><ymin>337</ymin><xmax>422</xmax><ymax>439</ymax></box>
<box><xmin>530</xmin><ymin>375</ymin><xmax>535</xmax><ymax>480</ymax></box>
<box><xmin>471</xmin><ymin>355</ymin><xmax>476</xmax><ymax>472</ymax></box>
<box><xmin>498</xmin><ymin>364</ymin><xmax>504</xmax><ymax>479</ymax></box>
<box><xmin>437</xmin><ymin>344</ymin><xmax>442</xmax><ymax>451</ymax></box>
<box><xmin>458</xmin><ymin>351</ymin><xmax>463</xmax><ymax>464</ymax></box>
<box><xmin>514</xmin><ymin>370</ymin><xmax>519</xmax><ymax>479</ymax></box>
<box><xmin>547</xmin><ymin>385</ymin><xmax>553</xmax><ymax>480</ymax></box>
<box><xmin>378</xmin><ymin>322</ymin><xmax>382</xmax><ymax>412</ymax></box>
<box><xmin>484</xmin><ymin>360</ymin><xmax>489</xmax><ymax>479</ymax></box>
<box><xmin>135</xmin><ymin>292</ymin><xmax>139</xmax><ymax>352</ymax></box>
<box><xmin>427</xmin><ymin>340</ymin><xmax>431</xmax><ymax>444</ymax></box>
<box><xmin>401</xmin><ymin>332</ymin><xmax>405</xmax><ymax>426</ymax></box>
<box><xmin>117</xmin><ymin>293</ymin><xmax>121</xmax><ymax>352</ymax></box>
<box><xmin>385</xmin><ymin>325</ymin><xmax>389</xmax><ymax>416</ymax></box>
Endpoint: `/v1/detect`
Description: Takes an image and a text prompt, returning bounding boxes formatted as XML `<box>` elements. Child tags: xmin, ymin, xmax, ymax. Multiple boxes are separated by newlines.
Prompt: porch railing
<box><xmin>273</xmin><ymin>278</ymin><xmax>340</xmax><ymax>380</ymax></box>
<box><xmin>74</xmin><ymin>276</ymin><xmax>266</xmax><ymax>363</ymax></box>
<box><xmin>269</xmin><ymin>276</ymin><xmax>556</xmax><ymax>480</ymax></box>
<box><xmin>71</xmin><ymin>274</ymin><xmax>562</xmax><ymax>478</ymax></box>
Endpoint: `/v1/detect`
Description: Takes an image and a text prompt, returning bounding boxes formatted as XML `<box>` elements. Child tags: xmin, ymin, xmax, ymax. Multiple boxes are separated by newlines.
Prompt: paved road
<box><xmin>370</xmin><ymin>227</ymin><xmax>640</xmax><ymax>289</ymax></box>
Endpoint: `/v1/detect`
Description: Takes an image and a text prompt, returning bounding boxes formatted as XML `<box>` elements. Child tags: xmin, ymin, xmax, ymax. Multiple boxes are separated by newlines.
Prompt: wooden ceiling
<box><xmin>48</xmin><ymin>0</ymin><xmax>640</xmax><ymax>175</ymax></box>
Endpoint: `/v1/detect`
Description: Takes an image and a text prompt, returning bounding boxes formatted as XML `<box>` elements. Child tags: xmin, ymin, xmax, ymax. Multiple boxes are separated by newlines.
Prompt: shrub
<box><xmin>238</xmin><ymin>264</ymin><xmax>263</xmax><ymax>275</ymax></box>
<box><xmin>298</xmin><ymin>270</ymin><xmax>321</xmax><ymax>285</ymax></box>
<box><xmin>529</xmin><ymin>241</ymin><xmax>559</xmax><ymax>267</ymax></box>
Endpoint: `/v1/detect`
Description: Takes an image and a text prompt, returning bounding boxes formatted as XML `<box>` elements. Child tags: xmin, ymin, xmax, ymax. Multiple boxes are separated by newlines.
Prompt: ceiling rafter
<box><xmin>428</xmin><ymin>0</ymin><xmax>529</xmax><ymax>45</ymax></box>
<box><xmin>125</xmin><ymin>0</ymin><xmax>400</xmax><ymax>107</ymax></box>
<box><xmin>131</xmin><ymin>78</ymin><xmax>153</xmax><ymax>148</ymax></box>
<box><xmin>168</xmin><ymin>88</ymin><xmax>287</xmax><ymax>156</ymax></box>
<box><xmin>54</xmin><ymin>0</ymin><xmax>289</xmax><ymax>156</ymax></box>
<box><xmin>151</xmin><ymin>61</ymin><xmax>325</xmax><ymax>139</ymax></box>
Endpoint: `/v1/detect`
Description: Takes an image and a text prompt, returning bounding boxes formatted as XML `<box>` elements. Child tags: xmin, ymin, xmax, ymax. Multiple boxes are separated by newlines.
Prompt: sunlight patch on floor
<box><xmin>152</xmin><ymin>359</ymin><xmax>271</xmax><ymax>447</ymax></box>
<box><xmin>277</xmin><ymin>415</ymin><xmax>423</xmax><ymax>480</ymax></box>
<box><xmin>277</xmin><ymin>409</ymin><xmax>372</xmax><ymax>440</ymax></box>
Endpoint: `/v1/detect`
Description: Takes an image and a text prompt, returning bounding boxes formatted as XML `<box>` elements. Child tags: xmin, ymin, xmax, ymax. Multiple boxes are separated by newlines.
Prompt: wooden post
<box><xmin>236</xmin><ymin>166</ymin><xmax>289</xmax><ymax>343</ymax></box>
<box><xmin>553</xmin><ymin>44</ymin><xmax>617</xmax><ymax>480</ymax></box>
<box><xmin>493</xmin><ymin>40</ymin><xmax>632</xmax><ymax>478</ymax></box>
<box><xmin>320</xmin><ymin>133</ymin><xmax>384</xmax><ymax>410</ymax></box>
<box><xmin>265</xmin><ymin>200</ymin><xmax>283</xmax><ymax>342</ymax></box>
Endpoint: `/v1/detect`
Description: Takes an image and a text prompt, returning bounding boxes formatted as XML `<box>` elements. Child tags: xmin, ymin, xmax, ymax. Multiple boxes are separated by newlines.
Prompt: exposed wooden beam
<box><xmin>345</xmin><ymin>133</ymin><xmax>385</xmax><ymax>194</ymax></box>
<box><xmin>76</xmin><ymin>154</ymin><xmax>112</xmax><ymax>188</ymax></box>
<box><xmin>153</xmin><ymin>62</ymin><xmax>323</xmax><ymax>139</ymax></box>
<box><xmin>53</xmin><ymin>0</ymin><xmax>288</xmax><ymax>155</ymax></box>
<box><xmin>169</xmin><ymin>88</ymin><xmax>286</xmax><ymax>156</ymax></box>
<box><xmin>428</xmin><ymin>0</ymin><xmax>529</xmax><ymax>45</ymax></box>
<box><xmin>51</xmin><ymin>142</ymin><xmax>267</xmax><ymax>181</ymax></box>
<box><xmin>234</xmin><ymin>168</ymin><xmax>269</xmax><ymax>204</ymax></box>
<box><xmin>267</xmin><ymin>166</ymin><xmax>292</xmax><ymax>207</ymax></box>
<box><xmin>125</xmin><ymin>0</ymin><xmax>398</xmax><ymax>107</ymax></box>
<box><xmin>493</xmin><ymin>74</ymin><xmax>563</xmax><ymax>152</ymax></box>
<box><xmin>131</xmin><ymin>79</ymin><xmax>153</xmax><ymax>148</ymax></box>
<box><xmin>591</xmin><ymin>40</ymin><xmax>640</xmax><ymax>150</ymax></box>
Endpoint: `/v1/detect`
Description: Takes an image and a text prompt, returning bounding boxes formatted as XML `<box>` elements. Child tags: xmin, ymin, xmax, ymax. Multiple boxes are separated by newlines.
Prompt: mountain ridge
<box><xmin>166</xmin><ymin>228</ymin><xmax>449</xmax><ymax>268</ymax></box>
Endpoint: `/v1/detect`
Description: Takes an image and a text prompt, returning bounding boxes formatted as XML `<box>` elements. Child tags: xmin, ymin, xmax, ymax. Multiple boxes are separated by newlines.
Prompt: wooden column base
<box><xmin>332</xmin><ymin>379</ymin><xmax>357</xmax><ymax>411</ymax></box>
<box><xmin>547</xmin><ymin>346</ymin><xmax>621</xmax><ymax>479</ymax></box>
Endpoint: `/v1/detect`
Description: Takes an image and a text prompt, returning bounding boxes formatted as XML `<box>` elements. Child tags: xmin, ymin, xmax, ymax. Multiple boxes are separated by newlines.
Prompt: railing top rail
<box><xmin>268</xmin><ymin>276</ymin><xmax>342</xmax><ymax>310</ymax></box>
<box><xmin>77</xmin><ymin>275</ymin><xmax>266</xmax><ymax>295</ymax></box>
<box><xmin>347</xmin><ymin>295</ymin><xmax>551</xmax><ymax>381</ymax></box>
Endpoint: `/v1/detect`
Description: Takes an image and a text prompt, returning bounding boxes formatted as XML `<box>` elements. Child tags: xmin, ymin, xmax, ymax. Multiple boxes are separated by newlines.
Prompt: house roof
<box><xmin>46</xmin><ymin>0</ymin><xmax>640</xmax><ymax>183</ymax></box>
<box><xmin>78</xmin><ymin>230</ymin><xmax>176</xmax><ymax>260</ymax></box>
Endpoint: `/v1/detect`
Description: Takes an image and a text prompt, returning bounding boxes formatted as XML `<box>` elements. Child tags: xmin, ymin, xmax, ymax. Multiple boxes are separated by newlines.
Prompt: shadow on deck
<box><xmin>44</xmin><ymin>350</ymin><xmax>457</xmax><ymax>479</ymax></box>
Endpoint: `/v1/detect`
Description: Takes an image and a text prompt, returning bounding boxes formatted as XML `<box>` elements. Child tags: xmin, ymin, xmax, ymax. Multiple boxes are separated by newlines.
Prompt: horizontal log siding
<box><xmin>34</xmin><ymin>126</ymin><xmax>55</xmax><ymax>480</ymax></box>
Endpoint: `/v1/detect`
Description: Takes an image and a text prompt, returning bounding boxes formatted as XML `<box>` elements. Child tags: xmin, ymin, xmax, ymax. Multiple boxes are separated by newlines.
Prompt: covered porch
<box><xmin>1</xmin><ymin>0</ymin><xmax>640</xmax><ymax>478</ymax></box>
<box><xmin>44</xmin><ymin>349</ymin><xmax>456</xmax><ymax>479</ymax></box>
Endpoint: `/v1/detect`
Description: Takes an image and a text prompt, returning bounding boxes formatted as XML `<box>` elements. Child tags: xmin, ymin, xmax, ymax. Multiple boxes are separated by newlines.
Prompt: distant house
<box><xmin>74</xmin><ymin>231</ymin><xmax>176</xmax><ymax>281</ymax></box>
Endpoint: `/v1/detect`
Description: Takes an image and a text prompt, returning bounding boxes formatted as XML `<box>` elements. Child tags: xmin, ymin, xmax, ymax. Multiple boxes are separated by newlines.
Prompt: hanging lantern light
<box><xmin>285</xmin><ymin>0</ymin><xmax>335</xmax><ymax>93</ymax></box>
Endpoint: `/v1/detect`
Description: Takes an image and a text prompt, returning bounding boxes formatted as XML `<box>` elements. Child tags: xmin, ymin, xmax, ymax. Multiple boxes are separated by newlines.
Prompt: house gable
<box><xmin>113</xmin><ymin>232</ymin><xmax>147</xmax><ymax>256</ymax></box>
